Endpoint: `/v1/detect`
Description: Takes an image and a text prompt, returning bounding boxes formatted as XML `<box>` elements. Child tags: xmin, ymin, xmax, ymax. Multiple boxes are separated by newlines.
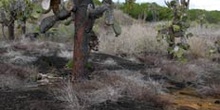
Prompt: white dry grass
<box><xmin>58</xmin><ymin>50</ymin><xmax>72</xmax><ymax>59</ymax></box>
<box><xmin>53</xmin><ymin>70</ymin><xmax>165</xmax><ymax>110</ymax></box>
<box><xmin>188</xmin><ymin>37</ymin><xmax>209</xmax><ymax>58</ymax></box>
<box><xmin>0</xmin><ymin>74</ymin><xmax>26</xmax><ymax>89</ymax></box>
<box><xmin>53</xmin><ymin>81</ymin><xmax>84</xmax><ymax>110</ymax></box>
<box><xmin>197</xmin><ymin>84</ymin><xmax>220</xmax><ymax>97</ymax></box>
<box><xmin>0</xmin><ymin>64</ymin><xmax>38</xmax><ymax>90</ymax></box>
<box><xmin>98</xmin><ymin>23</ymin><xmax>167</xmax><ymax>55</ymax></box>
<box><xmin>188</xmin><ymin>26</ymin><xmax>220</xmax><ymax>58</ymax></box>
<box><xmin>8</xmin><ymin>55</ymin><xmax>37</xmax><ymax>65</ymax></box>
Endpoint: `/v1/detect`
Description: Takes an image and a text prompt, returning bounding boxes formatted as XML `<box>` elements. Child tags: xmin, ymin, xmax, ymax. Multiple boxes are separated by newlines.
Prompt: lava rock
<box><xmin>215</xmin><ymin>100</ymin><xmax>220</xmax><ymax>104</ymax></box>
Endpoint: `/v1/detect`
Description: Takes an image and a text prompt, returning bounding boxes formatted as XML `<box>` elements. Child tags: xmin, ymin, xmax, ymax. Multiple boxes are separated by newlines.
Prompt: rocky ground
<box><xmin>0</xmin><ymin>40</ymin><xmax>220</xmax><ymax>110</ymax></box>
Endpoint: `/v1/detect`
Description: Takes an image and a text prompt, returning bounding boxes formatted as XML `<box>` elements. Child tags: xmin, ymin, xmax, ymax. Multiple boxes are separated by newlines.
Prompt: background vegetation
<box><xmin>119</xmin><ymin>2</ymin><xmax>220</xmax><ymax>24</ymax></box>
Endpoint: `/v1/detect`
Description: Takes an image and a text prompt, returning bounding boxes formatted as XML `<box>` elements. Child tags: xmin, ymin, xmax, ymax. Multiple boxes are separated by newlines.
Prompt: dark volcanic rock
<box><xmin>215</xmin><ymin>100</ymin><xmax>220</xmax><ymax>104</ymax></box>
<box><xmin>33</xmin><ymin>55</ymin><xmax>68</xmax><ymax>74</ymax></box>
<box><xmin>0</xmin><ymin>89</ymin><xmax>65</xmax><ymax>110</ymax></box>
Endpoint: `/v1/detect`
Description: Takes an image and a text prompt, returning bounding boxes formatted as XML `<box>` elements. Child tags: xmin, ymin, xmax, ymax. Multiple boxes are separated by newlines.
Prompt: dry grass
<box><xmin>188</xmin><ymin>26</ymin><xmax>220</xmax><ymax>59</ymax></box>
<box><xmin>0</xmin><ymin>63</ymin><xmax>38</xmax><ymax>89</ymax></box>
<box><xmin>97</xmin><ymin>13</ymin><xmax>219</xmax><ymax>59</ymax></box>
<box><xmin>188</xmin><ymin>37</ymin><xmax>209</xmax><ymax>58</ymax></box>
<box><xmin>94</xmin><ymin>10</ymin><xmax>167</xmax><ymax>55</ymax></box>
<box><xmin>53</xmin><ymin>81</ymin><xmax>85</xmax><ymax>110</ymax></box>
<box><xmin>0</xmin><ymin>74</ymin><xmax>25</xmax><ymax>89</ymax></box>
<box><xmin>52</xmin><ymin>70</ymin><xmax>168</xmax><ymax>110</ymax></box>
<box><xmin>98</xmin><ymin>22</ymin><xmax>167</xmax><ymax>55</ymax></box>
<box><xmin>197</xmin><ymin>84</ymin><xmax>220</xmax><ymax>98</ymax></box>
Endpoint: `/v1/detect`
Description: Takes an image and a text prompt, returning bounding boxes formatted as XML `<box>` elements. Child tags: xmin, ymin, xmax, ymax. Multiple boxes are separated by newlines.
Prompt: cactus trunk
<box><xmin>72</xmin><ymin>0</ymin><xmax>91</xmax><ymax>81</ymax></box>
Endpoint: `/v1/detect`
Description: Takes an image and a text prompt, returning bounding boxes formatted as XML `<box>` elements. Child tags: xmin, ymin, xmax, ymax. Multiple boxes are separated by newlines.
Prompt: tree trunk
<box><xmin>1</xmin><ymin>24</ymin><xmax>6</xmax><ymax>39</ymax></box>
<box><xmin>72</xmin><ymin>1</ymin><xmax>91</xmax><ymax>81</ymax></box>
<box><xmin>54</xmin><ymin>0</ymin><xmax>112</xmax><ymax>81</ymax></box>
<box><xmin>168</xmin><ymin>27</ymin><xmax>175</xmax><ymax>59</ymax></box>
<box><xmin>168</xmin><ymin>36</ymin><xmax>175</xmax><ymax>59</ymax></box>
<box><xmin>8</xmin><ymin>11</ymin><xmax>15</xmax><ymax>40</ymax></box>
<box><xmin>21</xmin><ymin>20</ymin><xmax>26</xmax><ymax>35</ymax></box>
<box><xmin>8</xmin><ymin>21</ymin><xmax>15</xmax><ymax>40</ymax></box>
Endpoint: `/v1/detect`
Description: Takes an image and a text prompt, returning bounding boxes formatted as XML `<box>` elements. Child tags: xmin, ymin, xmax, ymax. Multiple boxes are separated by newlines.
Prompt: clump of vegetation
<box><xmin>210</xmin><ymin>40</ymin><xmax>220</xmax><ymax>54</ymax></box>
<box><xmin>0</xmin><ymin>0</ymin><xmax>42</xmax><ymax>40</ymax></box>
<box><xmin>124</xmin><ymin>0</ymin><xmax>136</xmax><ymax>14</ymax></box>
<box><xmin>120</xmin><ymin>1</ymin><xmax>220</xmax><ymax>24</ymax></box>
<box><xmin>157</xmin><ymin>0</ymin><xmax>192</xmax><ymax>61</ymax></box>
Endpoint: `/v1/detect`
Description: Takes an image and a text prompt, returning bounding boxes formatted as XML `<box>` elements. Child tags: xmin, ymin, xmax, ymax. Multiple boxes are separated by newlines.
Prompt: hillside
<box><xmin>119</xmin><ymin>2</ymin><xmax>220</xmax><ymax>24</ymax></box>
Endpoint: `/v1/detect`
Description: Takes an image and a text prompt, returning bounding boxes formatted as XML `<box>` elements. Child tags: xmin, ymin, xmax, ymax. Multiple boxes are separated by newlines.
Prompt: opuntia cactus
<box><xmin>40</xmin><ymin>0</ymin><xmax>121</xmax><ymax>81</ymax></box>
<box><xmin>157</xmin><ymin>0</ymin><xmax>192</xmax><ymax>60</ymax></box>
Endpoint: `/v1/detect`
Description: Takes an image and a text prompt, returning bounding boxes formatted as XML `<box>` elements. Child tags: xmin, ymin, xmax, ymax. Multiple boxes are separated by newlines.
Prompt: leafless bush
<box><xmin>160</xmin><ymin>61</ymin><xmax>210</xmax><ymax>85</ymax></box>
<box><xmin>53</xmin><ymin>81</ymin><xmax>85</xmax><ymax>110</ymax></box>
<box><xmin>197</xmin><ymin>84</ymin><xmax>220</xmax><ymax>98</ymax></box>
<box><xmin>188</xmin><ymin>37</ymin><xmax>208</xmax><ymax>58</ymax></box>
<box><xmin>53</xmin><ymin>70</ymin><xmax>169</xmax><ymax>110</ymax></box>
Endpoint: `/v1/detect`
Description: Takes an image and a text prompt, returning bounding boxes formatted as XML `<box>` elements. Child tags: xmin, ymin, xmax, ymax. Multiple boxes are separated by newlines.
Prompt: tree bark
<box><xmin>168</xmin><ymin>27</ymin><xmax>175</xmax><ymax>59</ymax></box>
<box><xmin>1</xmin><ymin>24</ymin><xmax>6</xmax><ymax>39</ymax></box>
<box><xmin>8</xmin><ymin>11</ymin><xmax>15</xmax><ymax>40</ymax></box>
<box><xmin>72</xmin><ymin>0</ymin><xmax>112</xmax><ymax>81</ymax></box>
<box><xmin>8</xmin><ymin>21</ymin><xmax>15</xmax><ymax>40</ymax></box>
<box><xmin>21</xmin><ymin>20</ymin><xmax>26</xmax><ymax>35</ymax></box>
<box><xmin>72</xmin><ymin>0</ymin><xmax>92</xmax><ymax>81</ymax></box>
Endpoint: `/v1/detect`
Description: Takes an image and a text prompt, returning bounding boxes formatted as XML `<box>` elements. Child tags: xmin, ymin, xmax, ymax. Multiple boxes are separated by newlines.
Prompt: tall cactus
<box><xmin>157</xmin><ymin>0</ymin><xmax>192</xmax><ymax>60</ymax></box>
<box><xmin>0</xmin><ymin>0</ymin><xmax>40</xmax><ymax>40</ymax></box>
<box><xmin>197</xmin><ymin>13</ymin><xmax>207</xmax><ymax>28</ymax></box>
<box><xmin>40</xmin><ymin>0</ymin><xmax>121</xmax><ymax>81</ymax></box>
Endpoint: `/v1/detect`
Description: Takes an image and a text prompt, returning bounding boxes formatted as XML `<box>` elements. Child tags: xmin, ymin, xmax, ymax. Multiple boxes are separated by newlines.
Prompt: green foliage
<box><xmin>124</xmin><ymin>0</ymin><xmax>136</xmax><ymax>13</ymax></box>
<box><xmin>120</xmin><ymin>2</ymin><xmax>173</xmax><ymax>21</ymax></box>
<box><xmin>66</xmin><ymin>60</ymin><xmax>74</xmax><ymax>69</ymax></box>
<box><xmin>66</xmin><ymin>60</ymin><xmax>93</xmax><ymax>70</ymax></box>
<box><xmin>0</xmin><ymin>0</ymin><xmax>43</xmax><ymax>39</ymax></box>
<box><xmin>119</xmin><ymin>2</ymin><xmax>220</xmax><ymax>23</ymax></box>
<box><xmin>0</xmin><ymin>0</ymin><xmax>41</xmax><ymax>22</ymax></box>
<box><xmin>157</xmin><ymin>0</ymin><xmax>192</xmax><ymax>60</ymax></box>
<box><xmin>93</xmin><ymin>0</ymin><xmax>102</xmax><ymax>5</ymax></box>
<box><xmin>205</xmin><ymin>11</ymin><xmax>220</xmax><ymax>24</ymax></box>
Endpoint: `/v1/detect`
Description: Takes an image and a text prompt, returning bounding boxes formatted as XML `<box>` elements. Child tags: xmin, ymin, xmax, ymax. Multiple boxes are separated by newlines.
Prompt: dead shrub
<box><xmin>53</xmin><ymin>70</ymin><xmax>170</xmax><ymax>110</ymax></box>
<box><xmin>188</xmin><ymin>37</ymin><xmax>208</xmax><ymax>58</ymax></box>
<box><xmin>197</xmin><ymin>84</ymin><xmax>220</xmax><ymax>98</ymax></box>
<box><xmin>52</xmin><ymin>81</ymin><xmax>85</xmax><ymax>110</ymax></box>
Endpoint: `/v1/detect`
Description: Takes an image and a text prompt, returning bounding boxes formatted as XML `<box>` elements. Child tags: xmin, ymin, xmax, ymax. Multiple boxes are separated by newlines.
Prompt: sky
<box><xmin>112</xmin><ymin>0</ymin><xmax>220</xmax><ymax>11</ymax></box>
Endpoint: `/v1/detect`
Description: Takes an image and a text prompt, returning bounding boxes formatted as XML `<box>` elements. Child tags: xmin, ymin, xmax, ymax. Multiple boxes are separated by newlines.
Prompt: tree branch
<box><xmin>88</xmin><ymin>4</ymin><xmax>109</xmax><ymax>19</ymax></box>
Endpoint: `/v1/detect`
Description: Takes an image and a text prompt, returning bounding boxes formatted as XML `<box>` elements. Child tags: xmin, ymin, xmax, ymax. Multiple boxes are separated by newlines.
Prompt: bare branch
<box><xmin>88</xmin><ymin>4</ymin><xmax>109</xmax><ymax>19</ymax></box>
